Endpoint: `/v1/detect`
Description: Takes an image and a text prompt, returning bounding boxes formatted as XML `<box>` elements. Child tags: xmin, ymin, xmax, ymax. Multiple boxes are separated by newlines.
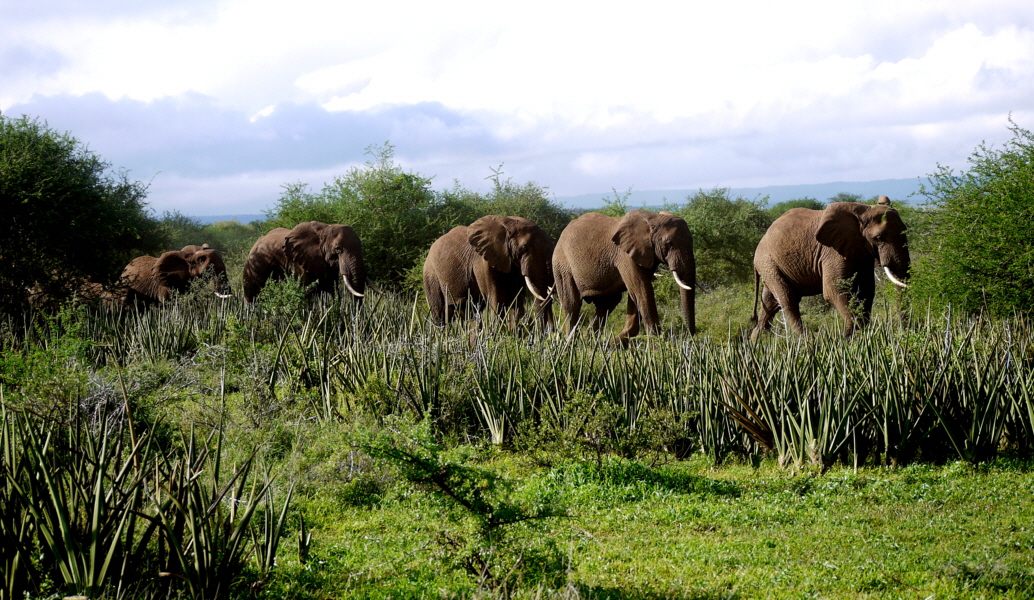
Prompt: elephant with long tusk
<box><xmin>118</xmin><ymin>244</ymin><xmax>232</xmax><ymax>307</ymax></box>
<box><xmin>752</xmin><ymin>200</ymin><xmax>911</xmax><ymax>338</ymax></box>
<box><xmin>242</xmin><ymin>221</ymin><xmax>367</xmax><ymax>304</ymax></box>
<box><xmin>423</xmin><ymin>215</ymin><xmax>555</xmax><ymax>329</ymax></box>
<box><xmin>552</xmin><ymin>209</ymin><xmax>697</xmax><ymax>343</ymax></box>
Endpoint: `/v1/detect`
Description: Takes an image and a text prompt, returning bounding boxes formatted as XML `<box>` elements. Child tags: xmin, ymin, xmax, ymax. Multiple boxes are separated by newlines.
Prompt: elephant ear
<box><xmin>468</xmin><ymin>216</ymin><xmax>513</xmax><ymax>273</ymax></box>
<box><xmin>612</xmin><ymin>211</ymin><xmax>655</xmax><ymax>269</ymax></box>
<box><xmin>285</xmin><ymin>221</ymin><xmax>329</xmax><ymax>274</ymax></box>
<box><xmin>816</xmin><ymin>203</ymin><xmax>866</xmax><ymax>258</ymax></box>
<box><xmin>153</xmin><ymin>251</ymin><xmax>192</xmax><ymax>295</ymax></box>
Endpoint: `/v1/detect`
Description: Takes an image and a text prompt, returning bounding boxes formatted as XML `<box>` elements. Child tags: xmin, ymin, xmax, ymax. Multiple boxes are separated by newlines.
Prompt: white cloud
<box><xmin>1</xmin><ymin>0</ymin><xmax>1031</xmax><ymax>213</ymax></box>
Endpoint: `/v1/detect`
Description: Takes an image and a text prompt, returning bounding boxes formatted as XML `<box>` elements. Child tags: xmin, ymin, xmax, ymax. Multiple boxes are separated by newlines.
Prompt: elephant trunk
<box><xmin>879</xmin><ymin>245</ymin><xmax>910</xmax><ymax>289</ymax></box>
<box><xmin>668</xmin><ymin>255</ymin><xmax>696</xmax><ymax>336</ymax></box>
<box><xmin>341</xmin><ymin>257</ymin><xmax>367</xmax><ymax>300</ymax></box>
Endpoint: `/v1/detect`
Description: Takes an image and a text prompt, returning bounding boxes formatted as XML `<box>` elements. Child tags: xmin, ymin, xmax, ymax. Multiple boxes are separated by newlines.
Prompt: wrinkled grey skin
<box><xmin>120</xmin><ymin>244</ymin><xmax>230</xmax><ymax>306</ymax></box>
<box><xmin>242</xmin><ymin>221</ymin><xmax>367</xmax><ymax>303</ymax></box>
<box><xmin>552</xmin><ymin>209</ymin><xmax>696</xmax><ymax>343</ymax></box>
<box><xmin>423</xmin><ymin>215</ymin><xmax>555</xmax><ymax>328</ymax></box>
<box><xmin>752</xmin><ymin>201</ymin><xmax>910</xmax><ymax>338</ymax></box>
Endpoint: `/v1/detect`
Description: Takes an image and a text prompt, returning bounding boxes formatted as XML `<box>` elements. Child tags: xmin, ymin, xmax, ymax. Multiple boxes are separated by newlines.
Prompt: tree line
<box><xmin>2</xmin><ymin>112</ymin><xmax>1031</xmax><ymax>318</ymax></box>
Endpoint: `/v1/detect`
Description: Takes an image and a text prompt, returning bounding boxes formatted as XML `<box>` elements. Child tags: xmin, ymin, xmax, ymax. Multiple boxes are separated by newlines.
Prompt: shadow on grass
<box><xmin>552</xmin><ymin>458</ymin><xmax>742</xmax><ymax>498</ymax></box>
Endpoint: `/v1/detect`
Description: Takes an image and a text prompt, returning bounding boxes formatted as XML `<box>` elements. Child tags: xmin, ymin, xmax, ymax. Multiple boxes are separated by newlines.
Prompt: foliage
<box><xmin>910</xmin><ymin>120</ymin><xmax>1034</xmax><ymax>316</ymax></box>
<box><xmin>160</xmin><ymin>210</ymin><xmax>265</xmax><ymax>256</ymax></box>
<box><xmin>827</xmin><ymin>192</ymin><xmax>865</xmax><ymax>204</ymax></box>
<box><xmin>669</xmin><ymin>188</ymin><xmax>772</xmax><ymax>287</ymax></box>
<box><xmin>0</xmin><ymin>114</ymin><xmax>166</xmax><ymax>313</ymax></box>
<box><xmin>267</xmin><ymin>149</ymin><xmax>571</xmax><ymax>290</ymax></box>
<box><xmin>266</xmin><ymin>143</ymin><xmax>443</xmax><ymax>286</ymax></box>
<box><xmin>767</xmin><ymin>196</ymin><xmax>826</xmax><ymax>220</ymax></box>
<box><xmin>452</xmin><ymin>166</ymin><xmax>574</xmax><ymax>242</ymax></box>
<box><xmin>595</xmin><ymin>188</ymin><xmax>633</xmax><ymax>218</ymax></box>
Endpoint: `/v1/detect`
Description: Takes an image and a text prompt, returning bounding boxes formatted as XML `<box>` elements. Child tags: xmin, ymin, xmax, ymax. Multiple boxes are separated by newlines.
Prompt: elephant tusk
<box><xmin>343</xmin><ymin>275</ymin><xmax>365</xmax><ymax>298</ymax></box>
<box><xmin>525</xmin><ymin>276</ymin><xmax>549</xmax><ymax>302</ymax></box>
<box><xmin>213</xmin><ymin>292</ymin><xmax>233</xmax><ymax>299</ymax></box>
<box><xmin>883</xmin><ymin>266</ymin><xmax>909</xmax><ymax>288</ymax></box>
<box><xmin>672</xmin><ymin>271</ymin><xmax>694</xmax><ymax>291</ymax></box>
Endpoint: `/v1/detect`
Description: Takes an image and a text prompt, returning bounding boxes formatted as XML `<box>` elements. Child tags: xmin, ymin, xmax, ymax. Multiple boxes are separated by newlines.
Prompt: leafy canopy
<box><xmin>0</xmin><ymin>114</ymin><xmax>165</xmax><ymax>312</ymax></box>
<box><xmin>910</xmin><ymin>120</ymin><xmax>1034</xmax><ymax>316</ymax></box>
<box><xmin>267</xmin><ymin>145</ymin><xmax>571</xmax><ymax>288</ymax></box>
<box><xmin>267</xmin><ymin>143</ymin><xmax>442</xmax><ymax>285</ymax></box>
<box><xmin>670</xmin><ymin>188</ymin><xmax>772</xmax><ymax>287</ymax></box>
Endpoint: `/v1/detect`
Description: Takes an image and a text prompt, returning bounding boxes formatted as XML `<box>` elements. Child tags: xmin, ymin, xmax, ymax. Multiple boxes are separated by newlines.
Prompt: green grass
<box><xmin>261</xmin><ymin>452</ymin><xmax>1034</xmax><ymax>599</ymax></box>
<box><xmin>1</xmin><ymin>283</ymin><xmax>1032</xmax><ymax>598</ymax></box>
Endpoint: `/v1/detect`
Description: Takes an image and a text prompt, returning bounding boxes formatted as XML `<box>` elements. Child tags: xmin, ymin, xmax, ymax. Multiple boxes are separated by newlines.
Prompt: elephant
<box><xmin>552</xmin><ymin>209</ymin><xmax>696</xmax><ymax>343</ymax></box>
<box><xmin>422</xmin><ymin>215</ymin><xmax>554</xmax><ymax>328</ymax></box>
<box><xmin>242</xmin><ymin>221</ymin><xmax>366</xmax><ymax>303</ymax></box>
<box><xmin>751</xmin><ymin>200</ymin><xmax>910</xmax><ymax>338</ymax></box>
<box><xmin>120</xmin><ymin>244</ymin><xmax>231</xmax><ymax>306</ymax></box>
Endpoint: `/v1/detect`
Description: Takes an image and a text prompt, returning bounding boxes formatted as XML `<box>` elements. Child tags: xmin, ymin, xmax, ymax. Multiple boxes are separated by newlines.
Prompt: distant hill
<box><xmin>193</xmin><ymin>214</ymin><xmax>266</xmax><ymax>225</ymax></box>
<box><xmin>555</xmin><ymin>178</ymin><xmax>926</xmax><ymax>209</ymax></box>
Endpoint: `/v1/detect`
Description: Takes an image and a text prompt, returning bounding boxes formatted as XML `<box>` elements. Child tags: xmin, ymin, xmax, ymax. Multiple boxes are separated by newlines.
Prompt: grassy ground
<box><xmin>260</xmin><ymin>449</ymin><xmax>1033</xmax><ymax>599</ymax></box>
<box><xmin>2</xmin><ymin>282</ymin><xmax>1031</xmax><ymax>599</ymax></box>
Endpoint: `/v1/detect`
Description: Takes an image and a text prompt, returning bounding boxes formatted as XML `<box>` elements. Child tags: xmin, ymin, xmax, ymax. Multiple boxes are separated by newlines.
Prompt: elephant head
<box><xmin>284</xmin><ymin>221</ymin><xmax>367</xmax><ymax>299</ymax></box>
<box><xmin>152</xmin><ymin>246</ymin><xmax>231</xmax><ymax>300</ymax></box>
<box><xmin>467</xmin><ymin>215</ymin><xmax>555</xmax><ymax>302</ymax></box>
<box><xmin>612</xmin><ymin>210</ymin><xmax>697</xmax><ymax>334</ymax></box>
<box><xmin>816</xmin><ymin>202</ymin><xmax>910</xmax><ymax>287</ymax></box>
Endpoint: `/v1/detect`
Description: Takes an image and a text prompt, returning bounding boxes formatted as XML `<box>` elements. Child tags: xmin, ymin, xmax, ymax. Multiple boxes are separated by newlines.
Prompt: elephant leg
<box><xmin>535</xmin><ymin>299</ymin><xmax>554</xmax><ymax>332</ymax></box>
<box><xmin>767</xmin><ymin>276</ymin><xmax>805</xmax><ymax>335</ymax></box>
<box><xmin>614</xmin><ymin>295</ymin><xmax>641</xmax><ymax>346</ymax></box>
<box><xmin>752</xmin><ymin>287</ymin><xmax>781</xmax><ymax>340</ymax></box>
<box><xmin>243</xmin><ymin>265</ymin><xmax>276</xmax><ymax>303</ymax></box>
<box><xmin>424</xmin><ymin>273</ymin><xmax>446</xmax><ymax>326</ymax></box>
<box><xmin>825</xmin><ymin>270</ymin><xmax>874</xmax><ymax>337</ymax></box>
<box><xmin>591</xmin><ymin>294</ymin><xmax>622</xmax><ymax>333</ymax></box>
<box><xmin>555</xmin><ymin>270</ymin><xmax>583</xmax><ymax>335</ymax></box>
<box><xmin>826</xmin><ymin>289</ymin><xmax>856</xmax><ymax>336</ymax></box>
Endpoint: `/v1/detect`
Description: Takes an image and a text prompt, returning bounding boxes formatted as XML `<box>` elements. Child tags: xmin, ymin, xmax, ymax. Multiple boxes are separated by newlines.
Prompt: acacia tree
<box><xmin>0</xmin><ymin>115</ymin><xmax>165</xmax><ymax>312</ymax></box>
<box><xmin>910</xmin><ymin>121</ymin><xmax>1034</xmax><ymax>316</ymax></box>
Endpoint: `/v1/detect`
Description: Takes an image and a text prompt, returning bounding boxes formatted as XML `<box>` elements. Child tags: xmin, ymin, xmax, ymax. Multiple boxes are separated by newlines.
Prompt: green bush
<box><xmin>442</xmin><ymin>168</ymin><xmax>573</xmax><ymax>242</ymax></box>
<box><xmin>768</xmin><ymin>196</ymin><xmax>826</xmax><ymax>220</ymax></box>
<box><xmin>267</xmin><ymin>143</ymin><xmax>444</xmax><ymax>286</ymax></box>
<box><xmin>0</xmin><ymin>114</ymin><xmax>166</xmax><ymax>312</ymax></box>
<box><xmin>268</xmin><ymin>147</ymin><xmax>570</xmax><ymax>289</ymax></box>
<box><xmin>669</xmin><ymin>188</ymin><xmax>772</xmax><ymax>287</ymax></box>
<box><xmin>910</xmin><ymin>121</ymin><xmax>1034</xmax><ymax>316</ymax></box>
<box><xmin>160</xmin><ymin>211</ymin><xmax>265</xmax><ymax>257</ymax></box>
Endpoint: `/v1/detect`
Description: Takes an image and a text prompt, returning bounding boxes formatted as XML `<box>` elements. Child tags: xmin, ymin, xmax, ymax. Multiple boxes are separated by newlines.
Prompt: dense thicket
<box><xmin>266</xmin><ymin>145</ymin><xmax>572</xmax><ymax>287</ymax></box>
<box><xmin>0</xmin><ymin>115</ymin><xmax>165</xmax><ymax>312</ymax></box>
<box><xmin>911</xmin><ymin>122</ymin><xmax>1034</xmax><ymax>316</ymax></box>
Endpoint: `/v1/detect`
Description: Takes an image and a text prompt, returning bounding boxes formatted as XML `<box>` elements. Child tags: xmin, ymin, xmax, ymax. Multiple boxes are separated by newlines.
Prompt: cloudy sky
<box><xmin>2</xmin><ymin>1</ymin><xmax>1032</xmax><ymax>215</ymax></box>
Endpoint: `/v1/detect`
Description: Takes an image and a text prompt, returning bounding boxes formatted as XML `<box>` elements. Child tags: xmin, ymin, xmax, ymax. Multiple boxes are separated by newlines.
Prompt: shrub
<box><xmin>768</xmin><ymin>196</ymin><xmax>826</xmax><ymax>220</ymax></box>
<box><xmin>910</xmin><ymin>120</ymin><xmax>1034</xmax><ymax>316</ymax></box>
<box><xmin>0</xmin><ymin>115</ymin><xmax>166</xmax><ymax>313</ymax></box>
<box><xmin>267</xmin><ymin>143</ymin><xmax>443</xmax><ymax>287</ymax></box>
<box><xmin>670</xmin><ymin>188</ymin><xmax>772</xmax><ymax>287</ymax></box>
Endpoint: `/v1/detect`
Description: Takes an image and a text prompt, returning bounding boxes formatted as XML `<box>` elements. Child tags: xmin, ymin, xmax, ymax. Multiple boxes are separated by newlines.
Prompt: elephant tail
<box><xmin>751</xmin><ymin>269</ymin><xmax>760</xmax><ymax>323</ymax></box>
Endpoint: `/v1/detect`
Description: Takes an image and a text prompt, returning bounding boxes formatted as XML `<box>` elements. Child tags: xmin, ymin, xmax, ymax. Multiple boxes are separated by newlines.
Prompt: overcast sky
<box><xmin>2</xmin><ymin>1</ymin><xmax>1032</xmax><ymax>215</ymax></box>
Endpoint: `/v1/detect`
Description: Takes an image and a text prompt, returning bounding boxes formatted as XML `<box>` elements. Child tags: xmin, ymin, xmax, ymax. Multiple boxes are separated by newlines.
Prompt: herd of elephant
<box><xmin>111</xmin><ymin>199</ymin><xmax>911</xmax><ymax>341</ymax></box>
